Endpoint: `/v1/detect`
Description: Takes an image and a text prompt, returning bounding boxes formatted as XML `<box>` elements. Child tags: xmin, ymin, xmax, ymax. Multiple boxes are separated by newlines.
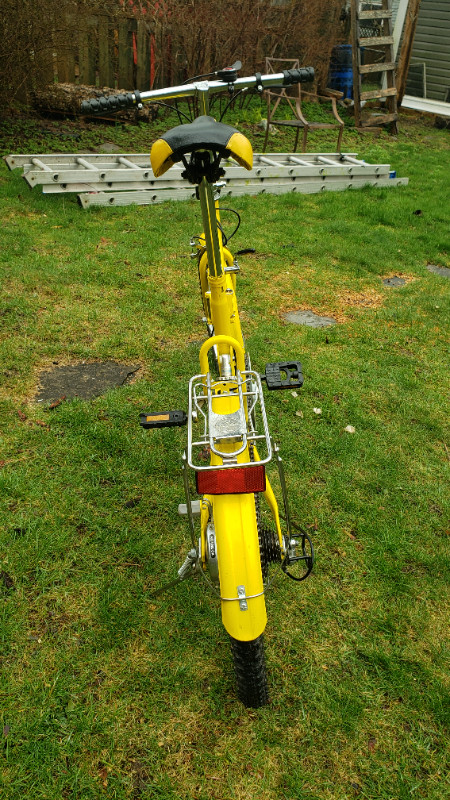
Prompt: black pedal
<box><xmin>263</xmin><ymin>361</ymin><xmax>304</xmax><ymax>391</ymax></box>
<box><xmin>139</xmin><ymin>410</ymin><xmax>188</xmax><ymax>429</ymax></box>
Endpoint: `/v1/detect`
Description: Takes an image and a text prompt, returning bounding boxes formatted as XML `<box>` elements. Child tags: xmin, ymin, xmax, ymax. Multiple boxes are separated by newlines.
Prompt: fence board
<box><xmin>118</xmin><ymin>19</ymin><xmax>135</xmax><ymax>89</ymax></box>
<box><xmin>35</xmin><ymin>34</ymin><xmax>56</xmax><ymax>87</ymax></box>
<box><xmin>136</xmin><ymin>20</ymin><xmax>150</xmax><ymax>90</ymax></box>
<box><xmin>78</xmin><ymin>18</ymin><xmax>96</xmax><ymax>85</ymax></box>
<box><xmin>98</xmin><ymin>16</ymin><xmax>114</xmax><ymax>87</ymax></box>
<box><xmin>56</xmin><ymin>16</ymin><xmax>76</xmax><ymax>83</ymax></box>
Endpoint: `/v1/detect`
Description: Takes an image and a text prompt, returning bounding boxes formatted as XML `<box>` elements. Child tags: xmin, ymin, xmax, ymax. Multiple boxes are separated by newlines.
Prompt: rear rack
<box><xmin>187</xmin><ymin>369</ymin><xmax>272</xmax><ymax>471</ymax></box>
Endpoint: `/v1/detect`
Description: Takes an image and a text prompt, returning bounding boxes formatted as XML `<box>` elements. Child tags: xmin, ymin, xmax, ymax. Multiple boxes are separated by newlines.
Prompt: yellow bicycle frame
<box><xmin>195</xmin><ymin>189</ymin><xmax>284</xmax><ymax>641</ymax></box>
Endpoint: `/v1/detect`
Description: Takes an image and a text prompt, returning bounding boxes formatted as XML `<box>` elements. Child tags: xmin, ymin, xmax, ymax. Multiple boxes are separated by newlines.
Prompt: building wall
<box><xmin>393</xmin><ymin>0</ymin><xmax>450</xmax><ymax>100</ymax></box>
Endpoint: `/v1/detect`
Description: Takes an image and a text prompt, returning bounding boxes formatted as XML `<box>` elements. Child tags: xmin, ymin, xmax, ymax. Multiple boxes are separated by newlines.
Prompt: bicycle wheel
<box><xmin>230</xmin><ymin>634</ymin><xmax>269</xmax><ymax>708</ymax></box>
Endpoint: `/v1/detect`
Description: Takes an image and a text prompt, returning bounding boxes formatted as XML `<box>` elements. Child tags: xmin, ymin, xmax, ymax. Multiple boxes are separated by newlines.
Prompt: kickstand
<box><xmin>147</xmin><ymin>548</ymin><xmax>198</xmax><ymax>599</ymax></box>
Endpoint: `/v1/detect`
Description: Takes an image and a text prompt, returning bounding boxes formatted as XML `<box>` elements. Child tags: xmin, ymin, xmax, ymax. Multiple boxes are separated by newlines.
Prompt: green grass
<box><xmin>0</xmin><ymin>104</ymin><xmax>449</xmax><ymax>799</ymax></box>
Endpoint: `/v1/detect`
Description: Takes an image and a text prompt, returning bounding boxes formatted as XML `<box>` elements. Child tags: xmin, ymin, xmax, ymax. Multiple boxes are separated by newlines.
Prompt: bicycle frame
<box><xmin>189</xmin><ymin>179</ymin><xmax>286</xmax><ymax>642</ymax></box>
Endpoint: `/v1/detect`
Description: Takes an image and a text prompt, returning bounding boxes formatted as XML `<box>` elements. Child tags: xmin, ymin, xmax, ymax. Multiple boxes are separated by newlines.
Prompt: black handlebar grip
<box><xmin>81</xmin><ymin>92</ymin><xmax>137</xmax><ymax>114</ymax></box>
<box><xmin>282</xmin><ymin>67</ymin><xmax>315</xmax><ymax>86</ymax></box>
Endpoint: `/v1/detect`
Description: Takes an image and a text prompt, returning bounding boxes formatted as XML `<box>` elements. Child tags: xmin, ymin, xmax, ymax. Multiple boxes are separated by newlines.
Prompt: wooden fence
<box><xmin>35</xmin><ymin>14</ymin><xmax>175</xmax><ymax>92</ymax></box>
<box><xmin>13</xmin><ymin>2</ymin><xmax>345</xmax><ymax>103</ymax></box>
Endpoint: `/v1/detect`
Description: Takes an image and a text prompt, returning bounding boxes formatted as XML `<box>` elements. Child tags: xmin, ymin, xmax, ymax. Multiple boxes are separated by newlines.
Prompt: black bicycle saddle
<box><xmin>151</xmin><ymin>115</ymin><xmax>253</xmax><ymax>177</ymax></box>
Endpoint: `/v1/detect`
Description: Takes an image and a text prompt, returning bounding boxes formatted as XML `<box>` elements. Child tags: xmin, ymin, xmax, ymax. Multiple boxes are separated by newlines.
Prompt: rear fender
<box><xmin>212</xmin><ymin>493</ymin><xmax>267</xmax><ymax>642</ymax></box>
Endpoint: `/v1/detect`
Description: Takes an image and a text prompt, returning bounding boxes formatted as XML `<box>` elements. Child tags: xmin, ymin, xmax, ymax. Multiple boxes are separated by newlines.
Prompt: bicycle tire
<box><xmin>230</xmin><ymin>634</ymin><xmax>269</xmax><ymax>708</ymax></box>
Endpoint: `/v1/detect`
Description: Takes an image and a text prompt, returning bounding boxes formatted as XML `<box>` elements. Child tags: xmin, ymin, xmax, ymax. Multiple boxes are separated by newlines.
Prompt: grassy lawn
<box><xmin>0</xmin><ymin>101</ymin><xmax>449</xmax><ymax>799</ymax></box>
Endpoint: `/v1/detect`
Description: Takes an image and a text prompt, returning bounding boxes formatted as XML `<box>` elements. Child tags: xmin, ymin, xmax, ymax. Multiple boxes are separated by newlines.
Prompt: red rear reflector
<box><xmin>196</xmin><ymin>465</ymin><xmax>266</xmax><ymax>495</ymax></box>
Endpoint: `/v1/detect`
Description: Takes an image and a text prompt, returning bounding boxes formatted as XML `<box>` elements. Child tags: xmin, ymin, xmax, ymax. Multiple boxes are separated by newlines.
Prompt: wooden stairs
<box><xmin>351</xmin><ymin>0</ymin><xmax>398</xmax><ymax>132</ymax></box>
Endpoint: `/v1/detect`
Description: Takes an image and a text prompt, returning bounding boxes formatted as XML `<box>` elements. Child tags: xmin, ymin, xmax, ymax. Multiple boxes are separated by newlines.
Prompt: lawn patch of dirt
<box><xmin>35</xmin><ymin>361</ymin><xmax>141</xmax><ymax>403</ymax></box>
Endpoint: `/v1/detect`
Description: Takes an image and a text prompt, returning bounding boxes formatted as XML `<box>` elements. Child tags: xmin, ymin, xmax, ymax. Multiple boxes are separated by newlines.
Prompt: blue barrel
<box><xmin>328</xmin><ymin>45</ymin><xmax>354</xmax><ymax>99</ymax></box>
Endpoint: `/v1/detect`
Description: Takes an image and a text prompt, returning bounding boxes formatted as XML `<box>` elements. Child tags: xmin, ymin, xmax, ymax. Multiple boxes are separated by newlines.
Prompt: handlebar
<box><xmin>80</xmin><ymin>92</ymin><xmax>139</xmax><ymax>115</ymax></box>
<box><xmin>80</xmin><ymin>67</ymin><xmax>314</xmax><ymax>115</ymax></box>
<box><xmin>281</xmin><ymin>68</ymin><xmax>315</xmax><ymax>86</ymax></box>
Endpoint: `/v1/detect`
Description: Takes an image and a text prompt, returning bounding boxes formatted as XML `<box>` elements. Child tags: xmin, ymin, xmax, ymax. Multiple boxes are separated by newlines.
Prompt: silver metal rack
<box><xmin>187</xmin><ymin>369</ymin><xmax>272</xmax><ymax>471</ymax></box>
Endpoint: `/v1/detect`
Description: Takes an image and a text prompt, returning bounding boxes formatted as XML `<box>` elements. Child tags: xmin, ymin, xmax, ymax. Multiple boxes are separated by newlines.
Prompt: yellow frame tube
<box><xmin>195</xmin><ymin>183</ymin><xmax>282</xmax><ymax>642</ymax></box>
<box><xmin>199</xmin><ymin>334</ymin><xmax>245</xmax><ymax>376</ymax></box>
<box><xmin>197</xmin><ymin>193</ymin><xmax>243</xmax><ymax>352</ymax></box>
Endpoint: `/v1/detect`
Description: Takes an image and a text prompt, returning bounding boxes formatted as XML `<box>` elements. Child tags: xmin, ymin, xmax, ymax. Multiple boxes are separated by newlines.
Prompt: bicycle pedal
<box><xmin>263</xmin><ymin>361</ymin><xmax>304</xmax><ymax>391</ymax></box>
<box><xmin>139</xmin><ymin>410</ymin><xmax>188</xmax><ymax>429</ymax></box>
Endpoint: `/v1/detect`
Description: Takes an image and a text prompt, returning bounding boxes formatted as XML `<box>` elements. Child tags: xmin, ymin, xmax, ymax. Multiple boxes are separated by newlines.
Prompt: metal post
<box><xmin>197</xmin><ymin>83</ymin><xmax>210</xmax><ymax>116</ymax></box>
<box><xmin>197</xmin><ymin>178</ymin><xmax>224</xmax><ymax>278</ymax></box>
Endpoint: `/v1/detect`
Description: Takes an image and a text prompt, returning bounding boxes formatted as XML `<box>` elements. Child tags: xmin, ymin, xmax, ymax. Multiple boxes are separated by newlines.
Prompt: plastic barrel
<box><xmin>328</xmin><ymin>44</ymin><xmax>353</xmax><ymax>99</ymax></box>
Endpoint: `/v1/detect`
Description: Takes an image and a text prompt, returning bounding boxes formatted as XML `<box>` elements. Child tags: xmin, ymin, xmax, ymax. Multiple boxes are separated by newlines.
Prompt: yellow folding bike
<box><xmin>82</xmin><ymin>62</ymin><xmax>315</xmax><ymax>707</ymax></box>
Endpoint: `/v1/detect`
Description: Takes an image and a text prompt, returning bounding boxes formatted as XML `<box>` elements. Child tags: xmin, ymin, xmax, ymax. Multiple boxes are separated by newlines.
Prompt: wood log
<box><xmin>31</xmin><ymin>83</ymin><xmax>158</xmax><ymax>122</ymax></box>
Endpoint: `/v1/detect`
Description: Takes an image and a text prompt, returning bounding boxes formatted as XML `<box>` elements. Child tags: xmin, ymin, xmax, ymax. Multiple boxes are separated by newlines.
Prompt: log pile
<box><xmin>31</xmin><ymin>83</ymin><xmax>158</xmax><ymax>122</ymax></box>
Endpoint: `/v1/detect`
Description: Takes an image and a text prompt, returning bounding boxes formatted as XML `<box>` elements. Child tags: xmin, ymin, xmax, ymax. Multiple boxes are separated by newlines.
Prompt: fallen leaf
<box><xmin>344</xmin><ymin>425</ymin><xmax>356</xmax><ymax>433</ymax></box>
<box><xmin>97</xmin><ymin>237</ymin><xmax>113</xmax><ymax>249</ymax></box>
<box><xmin>295</xmin><ymin>410</ymin><xmax>304</xmax><ymax>418</ymax></box>
<box><xmin>34</xmin><ymin>420</ymin><xmax>49</xmax><ymax>428</ymax></box>
<box><xmin>368</xmin><ymin>736</ymin><xmax>376</xmax><ymax>753</ymax></box>
<box><xmin>99</xmin><ymin>767</ymin><xmax>108</xmax><ymax>788</ymax></box>
<box><xmin>17</xmin><ymin>410</ymin><xmax>27</xmax><ymax>421</ymax></box>
<box><xmin>48</xmin><ymin>395</ymin><xmax>66</xmax><ymax>410</ymax></box>
<box><xmin>197</xmin><ymin>447</ymin><xmax>210</xmax><ymax>462</ymax></box>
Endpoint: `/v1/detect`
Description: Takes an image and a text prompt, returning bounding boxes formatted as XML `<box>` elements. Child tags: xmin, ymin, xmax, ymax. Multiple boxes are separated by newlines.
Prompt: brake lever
<box><xmin>216</xmin><ymin>60</ymin><xmax>242</xmax><ymax>83</ymax></box>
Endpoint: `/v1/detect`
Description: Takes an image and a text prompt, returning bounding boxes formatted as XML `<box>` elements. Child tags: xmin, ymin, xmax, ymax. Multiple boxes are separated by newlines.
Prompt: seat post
<box><xmin>197</xmin><ymin>177</ymin><xmax>224</xmax><ymax>279</ymax></box>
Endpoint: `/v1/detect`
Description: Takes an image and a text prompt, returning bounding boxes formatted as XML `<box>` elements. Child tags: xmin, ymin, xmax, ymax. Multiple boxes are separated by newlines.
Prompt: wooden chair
<box><xmin>262</xmin><ymin>57</ymin><xmax>345</xmax><ymax>153</ymax></box>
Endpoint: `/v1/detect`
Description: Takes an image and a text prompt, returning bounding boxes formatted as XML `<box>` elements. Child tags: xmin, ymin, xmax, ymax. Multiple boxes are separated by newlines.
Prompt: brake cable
<box><xmin>182</xmin><ymin>71</ymin><xmax>216</xmax><ymax>84</ymax></box>
<box><xmin>151</xmin><ymin>101</ymin><xmax>192</xmax><ymax>124</ymax></box>
<box><xmin>218</xmin><ymin>88</ymin><xmax>248</xmax><ymax>122</ymax></box>
<box><xmin>217</xmin><ymin>207</ymin><xmax>241</xmax><ymax>244</ymax></box>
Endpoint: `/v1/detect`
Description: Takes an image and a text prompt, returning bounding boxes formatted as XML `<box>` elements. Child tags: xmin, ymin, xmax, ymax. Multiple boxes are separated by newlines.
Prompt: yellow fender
<box><xmin>198</xmin><ymin>335</ymin><xmax>267</xmax><ymax>641</ymax></box>
<box><xmin>212</xmin><ymin>493</ymin><xmax>267</xmax><ymax>642</ymax></box>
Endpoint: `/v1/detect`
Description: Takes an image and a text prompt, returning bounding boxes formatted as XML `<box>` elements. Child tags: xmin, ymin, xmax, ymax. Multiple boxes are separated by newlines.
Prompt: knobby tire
<box><xmin>230</xmin><ymin>634</ymin><xmax>269</xmax><ymax>708</ymax></box>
